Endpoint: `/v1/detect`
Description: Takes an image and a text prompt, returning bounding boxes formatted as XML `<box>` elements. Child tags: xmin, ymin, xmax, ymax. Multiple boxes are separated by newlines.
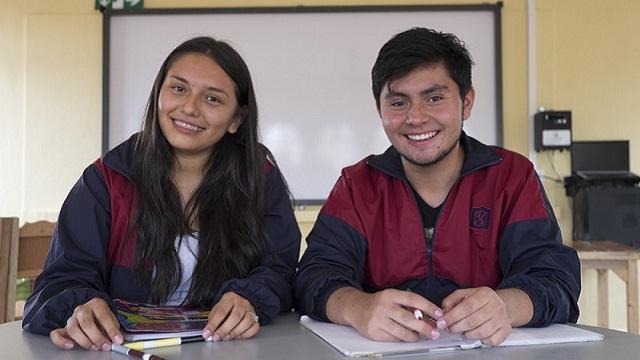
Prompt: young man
<box><xmin>294</xmin><ymin>28</ymin><xmax>580</xmax><ymax>346</ymax></box>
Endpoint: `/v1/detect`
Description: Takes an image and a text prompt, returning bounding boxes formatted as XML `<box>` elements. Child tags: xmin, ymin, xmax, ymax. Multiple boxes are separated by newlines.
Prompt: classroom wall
<box><xmin>0</xmin><ymin>0</ymin><xmax>102</xmax><ymax>222</ymax></box>
<box><xmin>535</xmin><ymin>0</ymin><xmax>640</xmax><ymax>330</ymax></box>
<box><xmin>1</xmin><ymin>0</ymin><xmax>638</xmax><ymax>331</ymax></box>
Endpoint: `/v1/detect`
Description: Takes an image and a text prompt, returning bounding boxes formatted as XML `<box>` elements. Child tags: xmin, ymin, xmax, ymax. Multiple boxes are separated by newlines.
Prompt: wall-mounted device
<box><xmin>534</xmin><ymin>110</ymin><xmax>572</xmax><ymax>151</ymax></box>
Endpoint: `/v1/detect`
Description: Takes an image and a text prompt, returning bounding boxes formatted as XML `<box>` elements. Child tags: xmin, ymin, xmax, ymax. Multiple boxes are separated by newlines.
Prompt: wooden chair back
<box><xmin>0</xmin><ymin>218</ymin><xmax>55</xmax><ymax>323</ymax></box>
<box><xmin>0</xmin><ymin>218</ymin><xmax>19</xmax><ymax>324</ymax></box>
<box><xmin>18</xmin><ymin>221</ymin><xmax>55</xmax><ymax>281</ymax></box>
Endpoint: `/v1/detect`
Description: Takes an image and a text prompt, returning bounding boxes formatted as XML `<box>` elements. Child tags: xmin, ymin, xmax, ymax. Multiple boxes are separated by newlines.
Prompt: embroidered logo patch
<box><xmin>470</xmin><ymin>207</ymin><xmax>491</xmax><ymax>230</ymax></box>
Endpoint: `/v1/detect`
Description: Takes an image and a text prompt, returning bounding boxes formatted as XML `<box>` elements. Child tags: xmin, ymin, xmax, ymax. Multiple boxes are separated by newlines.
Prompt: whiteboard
<box><xmin>104</xmin><ymin>5</ymin><xmax>502</xmax><ymax>203</ymax></box>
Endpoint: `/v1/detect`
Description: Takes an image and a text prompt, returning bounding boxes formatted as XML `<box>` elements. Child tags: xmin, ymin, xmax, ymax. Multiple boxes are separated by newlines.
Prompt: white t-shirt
<box><xmin>162</xmin><ymin>233</ymin><xmax>198</xmax><ymax>306</ymax></box>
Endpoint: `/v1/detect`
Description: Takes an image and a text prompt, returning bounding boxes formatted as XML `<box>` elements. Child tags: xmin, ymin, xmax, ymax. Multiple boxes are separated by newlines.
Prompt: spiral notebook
<box><xmin>299</xmin><ymin>316</ymin><xmax>604</xmax><ymax>357</ymax></box>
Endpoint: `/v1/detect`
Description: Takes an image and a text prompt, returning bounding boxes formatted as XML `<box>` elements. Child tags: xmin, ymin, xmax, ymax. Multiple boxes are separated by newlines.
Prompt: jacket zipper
<box><xmin>424</xmin><ymin>226</ymin><xmax>435</xmax><ymax>276</ymax></box>
<box><xmin>414</xmin><ymin>179</ymin><xmax>458</xmax><ymax>277</ymax></box>
<box><xmin>411</xmin><ymin>192</ymin><xmax>436</xmax><ymax>277</ymax></box>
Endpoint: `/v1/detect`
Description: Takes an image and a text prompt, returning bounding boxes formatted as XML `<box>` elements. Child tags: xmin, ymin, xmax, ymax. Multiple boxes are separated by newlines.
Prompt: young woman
<box><xmin>22</xmin><ymin>37</ymin><xmax>301</xmax><ymax>351</ymax></box>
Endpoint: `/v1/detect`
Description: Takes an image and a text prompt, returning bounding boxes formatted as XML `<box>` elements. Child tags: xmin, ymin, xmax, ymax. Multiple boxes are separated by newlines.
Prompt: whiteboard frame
<box><xmin>102</xmin><ymin>4</ymin><xmax>503</xmax><ymax>204</ymax></box>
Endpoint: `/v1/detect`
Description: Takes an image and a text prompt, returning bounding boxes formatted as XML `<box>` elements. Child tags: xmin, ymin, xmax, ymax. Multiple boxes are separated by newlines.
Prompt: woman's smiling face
<box><xmin>158</xmin><ymin>53</ymin><xmax>242</xmax><ymax>158</ymax></box>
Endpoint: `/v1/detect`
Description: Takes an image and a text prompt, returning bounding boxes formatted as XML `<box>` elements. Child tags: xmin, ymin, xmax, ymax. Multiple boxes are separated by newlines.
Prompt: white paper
<box><xmin>299</xmin><ymin>316</ymin><xmax>481</xmax><ymax>357</ymax></box>
<box><xmin>499</xmin><ymin>324</ymin><xmax>603</xmax><ymax>347</ymax></box>
<box><xmin>300</xmin><ymin>316</ymin><xmax>604</xmax><ymax>357</ymax></box>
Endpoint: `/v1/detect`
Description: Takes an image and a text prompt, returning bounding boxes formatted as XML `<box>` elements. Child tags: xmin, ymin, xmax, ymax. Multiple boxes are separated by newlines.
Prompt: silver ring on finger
<box><xmin>246</xmin><ymin>311</ymin><xmax>259</xmax><ymax>324</ymax></box>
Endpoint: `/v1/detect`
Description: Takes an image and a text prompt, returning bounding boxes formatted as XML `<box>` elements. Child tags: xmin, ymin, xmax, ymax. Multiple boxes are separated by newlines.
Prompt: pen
<box><xmin>112</xmin><ymin>343</ymin><xmax>165</xmax><ymax>360</ymax></box>
<box><xmin>125</xmin><ymin>335</ymin><xmax>207</xmax><ymax>350</ymax></box>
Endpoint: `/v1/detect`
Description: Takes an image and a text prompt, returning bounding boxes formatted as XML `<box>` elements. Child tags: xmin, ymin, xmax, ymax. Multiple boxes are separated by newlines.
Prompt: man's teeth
<box><xmin>407</xmin><ymin>132</ymin><xmax>437</xmax><ymax>141</ymax></box>
<box><xmin>174</xmin><ymin>120</ymin><xmax>202</xmax><ymax>131</ymax></box>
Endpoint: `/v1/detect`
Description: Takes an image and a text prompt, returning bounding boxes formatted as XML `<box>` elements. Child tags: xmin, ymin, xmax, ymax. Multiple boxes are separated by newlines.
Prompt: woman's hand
<box><xmin>202</xmin><ymin>292</ymin><xmax>260</xmax><ymax>341</ymax></box>
<box><xmin>49</xmin><ymin>298</ymin><xmax>123</xmax><ymax>350</ymax></box>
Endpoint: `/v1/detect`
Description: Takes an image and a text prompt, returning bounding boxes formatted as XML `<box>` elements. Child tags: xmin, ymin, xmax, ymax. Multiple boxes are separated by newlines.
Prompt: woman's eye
<box><xmin>170</xmin><ymin>85</ymin><xmax>185</xmax><ymax>93</ymax></box>
<box><xmin>205</xmin><ymin>95</ymin><xmax>220</xmax><ymax>104</ymax></box>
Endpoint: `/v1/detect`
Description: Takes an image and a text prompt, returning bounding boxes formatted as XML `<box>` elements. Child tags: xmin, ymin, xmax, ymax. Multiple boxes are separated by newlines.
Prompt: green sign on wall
<box><xmin>95</xmin><ymin>0</ymin><xmax>144</xmax><ymax>10</ymax></box>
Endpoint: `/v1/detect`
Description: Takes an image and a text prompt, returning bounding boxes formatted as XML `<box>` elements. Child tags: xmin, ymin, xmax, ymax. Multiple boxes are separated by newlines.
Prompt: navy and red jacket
<box><xmin>22</xmin><ymin>135</ymin><xmax>301</xmax><ymax>335</ymax></box>
<box><xmin>295</xmin><ymin>133</ymin><xmax>580</xmax><ymax>327</ymax></box>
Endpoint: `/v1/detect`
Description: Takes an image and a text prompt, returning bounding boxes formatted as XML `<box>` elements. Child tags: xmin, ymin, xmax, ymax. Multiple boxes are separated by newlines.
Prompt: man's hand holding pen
<box><xmin>326</xmin><ymin>287</ymin><xmax>444</xmax><ymax>342</ymax></box>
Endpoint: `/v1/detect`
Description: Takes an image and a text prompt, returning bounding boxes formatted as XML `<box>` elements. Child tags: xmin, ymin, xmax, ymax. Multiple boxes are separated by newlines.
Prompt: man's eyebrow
<box><xmin>383</xmin><ymin>84</ymin><xmax>450</xmax><ymax>99</ymax></box>
<box><xmin>419</xmin><ymin>84</ymin><xmax>450</xmax><ymax>95</ymax></box>
<box><xmin>167</xmin><ymin>75</ymin><xmax>229</xmax><ymax>96</ymax></box>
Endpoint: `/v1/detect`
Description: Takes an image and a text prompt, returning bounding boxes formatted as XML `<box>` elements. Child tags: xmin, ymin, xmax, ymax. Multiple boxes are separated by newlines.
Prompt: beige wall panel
<box><xmin>551</xmin><ymin>0</ymin><xmax>640</xmax><ymax>171</ymax></box>
<box><xmin>0</xmin><ymin>1</ymin><xmax>25</xmax><ymax>217</ymax></box>
<box><xmin>23</xmin><ymin>14</ymin><xmax>101</xmax><ymax>221</ymax></box>
<box><xmin>500</xmin><ymin>1</ymin><xmax>528</xmax><ymax>154</ymax></box>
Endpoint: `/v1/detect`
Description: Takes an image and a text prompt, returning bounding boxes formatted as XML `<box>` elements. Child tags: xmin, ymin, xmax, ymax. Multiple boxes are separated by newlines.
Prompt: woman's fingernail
<box><xmin>213</xmin><ymin>334</ymin><xmax>221</xmax><ymax>342</ymax></box>
<box><xmin>202</xmin><ymin>329</ymin><xmax>211</xmax><ymax>339</ymax></box>
<box><xmin>431</xmin><ymin>330</ymin><xmax>440</xmax><ymax>339</ymax></box>
<box><xmin>102</xmin><ymin>343</ymin><xmax>111</xmax><ymax>351</ymax></box>
<box><xmin>223</xmin><ymin>335</ymin><xmax>230</xmax><ymax>341</ymax></box>
<box><xmin>437</xmin><ymin>319</ymin><xmax>447</xmax><ymax>329</ymax></box>
<box><xmin>434</xmin><ymin>309</ymin><xmax>443</xmax><ymax>318</ymax></box>
<box><xmin>114</xmin><ymin>335</ymin><xmax>123</xmax><ymax>344</ymax></box>
<box><xmin>64</xmin><ymin>342</ymin><xmax>74</xmax><ymax>349</ymax></box>
<box><xmin>91</xmin><ymin>345</ymin><xmax>99</xmax><ymax>351</ymax></box>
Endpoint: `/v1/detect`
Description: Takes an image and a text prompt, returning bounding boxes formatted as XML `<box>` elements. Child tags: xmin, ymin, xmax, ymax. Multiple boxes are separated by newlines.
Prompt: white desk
<box><xmin>2</xmin><ymin>313</ymin><xmax>640</xmax><ymax>360</ymax></box>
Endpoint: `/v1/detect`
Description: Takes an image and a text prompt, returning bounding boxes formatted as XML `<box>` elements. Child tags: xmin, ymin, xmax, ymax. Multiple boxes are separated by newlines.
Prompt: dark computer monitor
<box><xmin>571</xmin><ymin>140</ymin><xmax>630</xmax><ymax>174</ymax></box>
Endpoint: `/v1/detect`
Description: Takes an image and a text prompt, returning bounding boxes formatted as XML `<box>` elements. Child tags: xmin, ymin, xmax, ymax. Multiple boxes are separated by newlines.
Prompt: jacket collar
<box><xmin>102</xmin><ymin>133</ymin><xmax>138</xmax><ymax>181</ymax></box>
<box><xmin>367</xmin><ymin>131</ymin><xmax>502</xmax><ymax>180</ymax></box>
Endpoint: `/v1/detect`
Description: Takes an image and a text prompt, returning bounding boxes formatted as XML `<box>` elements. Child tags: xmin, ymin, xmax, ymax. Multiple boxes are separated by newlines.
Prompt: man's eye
<box><xmin>428</xmin><ymin>96</ymin><xmax>444</xmax><ymax>103</ymax></box>
<box><xmin>390</xmin><ymin>100</ymin><xmax>407</xmax><ymax>108</ymax></box>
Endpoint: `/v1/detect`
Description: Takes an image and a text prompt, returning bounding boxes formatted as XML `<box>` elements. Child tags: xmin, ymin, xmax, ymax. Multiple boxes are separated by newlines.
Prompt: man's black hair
<box><xmin>371</xmin><ymin>27</ymin><xmax>474</xmax><ymax>109</ymax></box>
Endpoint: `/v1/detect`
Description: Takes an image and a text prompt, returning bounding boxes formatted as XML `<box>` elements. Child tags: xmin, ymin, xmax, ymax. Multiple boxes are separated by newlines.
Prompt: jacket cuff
<box><xmin>312</xmin><ymin>279</ymin><xmax>361</xmax><ymax>323</ymax></box>
<box><xmin>217</xmin><ymin>280</ymin><xmax>280</xmax><ymax>325</ymax></box>
<box><xmin>22</xmin><ymin>288</ymin><xmax>113</xmax><ymax>335</ymax></box>
<box><xmin>497</xmin><ymin>275</ymin><xmax>548</xmax><ymax>327</ymax></box>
